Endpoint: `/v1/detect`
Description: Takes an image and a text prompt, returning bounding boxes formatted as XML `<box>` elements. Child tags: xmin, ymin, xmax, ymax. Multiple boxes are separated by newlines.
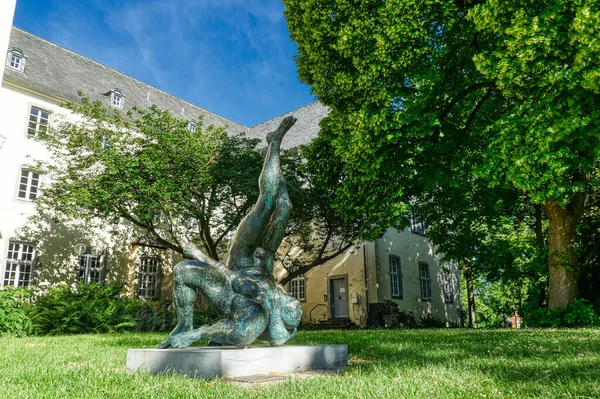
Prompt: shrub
<box><xmin>380</xmin><ymin>300</ymin><xmax>417</xmax><ymax>328</ymax></box>
<box><xmin>29</xmin><ymin>283</ymin><xmax>137</xmax><ymax>335</ymax></box>
<box><xmin>0</xmin><ymin>287</ymin><xmax>34</xmax><ymax>336</ymax></box>
<box><xmin>131</xmin><ymin>299</ymin><xmax>218</xmax><ymax>333</ymax></box>
<box><xmin>132</xmin><ymin>299</ymin><xmax>177</xmax><ymax>332</ymax></box>
<box><xmin>524</xmin><ymin>299</ymin><xmax>600</xmax><ymax>328</ymax></box>
<box><xmin>419</xmin><ymin>314</ymin><xmax>446</xmax><ymax>328</ymax></box>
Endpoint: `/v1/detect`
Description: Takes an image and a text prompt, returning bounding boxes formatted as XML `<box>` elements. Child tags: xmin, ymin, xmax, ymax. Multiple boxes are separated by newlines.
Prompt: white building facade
<box><xmin>0</xmin><ymin>22</ymin><xmax>461</xmax><ymax>326</ymax></box>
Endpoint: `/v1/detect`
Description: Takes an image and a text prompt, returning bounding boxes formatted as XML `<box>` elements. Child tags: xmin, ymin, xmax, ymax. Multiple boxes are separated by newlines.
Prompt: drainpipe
<box><xmin>362</xmin><ymin>243</ymin><xmax>370</xmax><ymax>326</ymax></box>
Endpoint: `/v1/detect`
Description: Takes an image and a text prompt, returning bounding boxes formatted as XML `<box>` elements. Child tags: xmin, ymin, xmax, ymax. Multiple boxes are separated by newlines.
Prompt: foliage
<box><xmin>34</xmin><ymin>96</ymin><xmax>359</xmax><ymax>282</ymax></box>
<box><xmin>35</xmin><ymin>96</ymin><xmax>262</xmax><ymax>260</ymax></box>
<box><xmin>131</xmin><ymin>299</ymin><xmax>176</xmax><ymax>332</ymax></box>
<box><xmin>284</xmin><ymin>0</ymin><xmax>600</xmax><ymax>308</ymax></box>
<box><xmin>379</xmin><ymin>300</ymin><xmax>417</xmax><ymax>328</ymax></box>
<box><xmin>278</xmin><ymin>139</ymin><xmax>363</xmax><ymax>284</ymax></box>
<box><xmin>131</xmin><ymin>299</ymin><xmax>218</xmax><ymax>332</ymax></box>
<box><xmin>28</xmin><ymin>283</ymin><xmax>136</xmax><ymax>335</ymax></box>
<box><xmin>525</xmin><ymin>298</ymin><xmax>600</xmax><ymax>328</ymax></box>
<box><xmin>418</xmin><ymin>314</ymin><xmax>446</xmax><ymax>329</ymax></box>
<box><xmin>0</xmin><ymin>287</ymin><xmax>34</xmax><ymax>337</ymax></box>
<box><xmin>577</xmin><ymin>175</ymin><xmax>600</xmax><ymax>310</ymax></box>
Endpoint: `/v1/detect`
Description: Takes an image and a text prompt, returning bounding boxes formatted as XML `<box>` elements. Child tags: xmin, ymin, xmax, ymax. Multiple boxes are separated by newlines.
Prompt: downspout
<box><xmin>362</xmin><ymin>243</ymin><xmax>370</xmax><ymax>326</ymax></box>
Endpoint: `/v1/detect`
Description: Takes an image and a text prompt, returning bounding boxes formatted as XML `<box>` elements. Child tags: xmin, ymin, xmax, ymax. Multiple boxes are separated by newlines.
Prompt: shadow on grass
<box><xmin>290</xmin><ymin>329</ymin><xmax>600</xmax><ymax>388</ymax></box>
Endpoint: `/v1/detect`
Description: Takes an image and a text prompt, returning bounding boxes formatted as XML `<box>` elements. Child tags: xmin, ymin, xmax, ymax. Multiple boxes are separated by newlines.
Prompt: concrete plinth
<box><xmin>126</xmin><ymin>345</ymin><xmax>348</xmax><ymax>378</ymax></box>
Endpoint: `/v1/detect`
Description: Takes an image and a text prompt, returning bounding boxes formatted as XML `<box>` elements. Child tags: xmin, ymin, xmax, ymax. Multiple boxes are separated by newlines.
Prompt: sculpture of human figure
<box><xmin>158</xmin><ymin>116</ymin><xmax>301</xmax><ymax>349</ymax></box>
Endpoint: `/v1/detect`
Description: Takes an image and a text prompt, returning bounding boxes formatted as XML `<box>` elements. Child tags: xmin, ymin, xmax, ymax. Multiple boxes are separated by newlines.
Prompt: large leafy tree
<box><xmin>284</xmin><ymin>0</ymin><xmax>600</xmax><ymax>308</ymax></box>
<box><xmin>36</xmin><ymin>97</ymin><xmax>262</xmax><ymax>260</ymax></box>
<box><xmin>35</xmin><ymin>97</ymin><xmax>361</xmax><ymax>282</ymax></box>
<box><xmin>279</xmin><ymin>136</ymin><xmax>363</xmax><ymax>285</ymax></box>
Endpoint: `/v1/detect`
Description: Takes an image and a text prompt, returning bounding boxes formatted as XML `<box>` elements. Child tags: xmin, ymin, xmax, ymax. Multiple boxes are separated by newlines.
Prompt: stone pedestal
<box><xmin>126</xmin><ymin>344</ymin><xmax>348</xmax><ymax>379</ymax></box>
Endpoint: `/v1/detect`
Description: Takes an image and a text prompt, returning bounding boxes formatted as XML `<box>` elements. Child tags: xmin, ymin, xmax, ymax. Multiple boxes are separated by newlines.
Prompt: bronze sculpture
<box><xmin>158</xmin><ymin>116</ymin><xmax>301</xmax><ymax>349</ymax></box>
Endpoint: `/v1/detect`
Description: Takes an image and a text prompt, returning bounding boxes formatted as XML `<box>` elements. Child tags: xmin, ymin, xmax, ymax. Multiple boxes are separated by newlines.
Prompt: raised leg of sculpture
<box><xmin>227</xmin><ymin>116</ymin><xmax>297</xmax><ymax>271</ymax></box>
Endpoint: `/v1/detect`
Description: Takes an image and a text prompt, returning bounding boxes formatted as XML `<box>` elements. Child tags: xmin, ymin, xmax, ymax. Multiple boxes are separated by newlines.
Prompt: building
<box><xmin>0</xmin><ymin>24</ymin><xmax>461</xmax><ymax>327</ymax></box>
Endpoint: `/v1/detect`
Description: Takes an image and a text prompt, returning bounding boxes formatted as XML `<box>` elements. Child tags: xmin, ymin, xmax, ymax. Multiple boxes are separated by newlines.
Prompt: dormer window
<box><xmin>109</xmin><ymin>88</ymin><xmax>124</xmax><ymax>109</ymax></box>
<box><xmin>188</xmin><ymin>119</ymin><xmax>197</xmax><ymax>133</ymax></box>
<box><xmin>6</xmin><ymin>48</ymin><xmax>25</xmax><ymax>71</ymax></box>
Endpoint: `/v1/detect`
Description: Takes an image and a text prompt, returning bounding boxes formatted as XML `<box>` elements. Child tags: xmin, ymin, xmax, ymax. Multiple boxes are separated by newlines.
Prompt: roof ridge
<box><xmin>11</xmin><ymin>26</ymin><xmax>247</xmax><ymax>129</ymax></box>
<box><xmin>249</xmin><ymin>100</ymin><xmax>323</xmax><ymax>128</ymax></box>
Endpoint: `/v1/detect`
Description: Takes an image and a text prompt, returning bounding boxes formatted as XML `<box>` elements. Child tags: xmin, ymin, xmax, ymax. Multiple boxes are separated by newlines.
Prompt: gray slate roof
<box><xmin>4</xmin><ymin>26</ymin><xmax>327</xmax><ymax>148</ymax></box>
<box><xmin>4</xmin><ymin>27</ymin><xmax>247</xmax><ymax>134</ymax></box>
<box><xmin>249</xmin><ymin>101</ymin><xmax>330</xmax><ymax>149</ymax></box>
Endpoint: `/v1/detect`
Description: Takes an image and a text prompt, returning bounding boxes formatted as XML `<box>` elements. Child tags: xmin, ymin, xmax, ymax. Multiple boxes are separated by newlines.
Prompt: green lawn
<box><xmin>1</xmin><ymin>329</ymin><xmax>599</xmax><ymax>398</ymax></box>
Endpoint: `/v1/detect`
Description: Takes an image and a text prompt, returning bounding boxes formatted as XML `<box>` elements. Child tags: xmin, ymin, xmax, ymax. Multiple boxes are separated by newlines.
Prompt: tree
<box><xmin>284</xmin><ymin>0</ymin><xmax>600</xmax><ymax>309</ymax></box>
<box><xmin>36</xmin><ymin>97</ymin><xmax>263</xmax><ymax>260</ymax></box>
<box><xmin>278</xmin><ymin>136</ymin><xmax>364</xmax><ymax>285</ymax></box>
<box><xmin>35</xmin><ymin>97</ymin><xmax>361</xmax><ymax>283</ymax></box>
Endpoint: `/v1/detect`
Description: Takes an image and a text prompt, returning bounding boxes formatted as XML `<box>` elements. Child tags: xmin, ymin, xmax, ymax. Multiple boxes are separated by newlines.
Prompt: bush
<box><xmin>29</xmin><ymin>283</ymin><xmax>137</xmax><ymax>335</ymax></box>
<box><xmin>524</xmin><ymin>299</ymin><xmax>600</xmax><ymax>328</ymax></box>
<box><xmin>0</xmin><ymin>287</ymin><xmax>34</xmax><ymax>336</ymax></box>
<box><xmin>132</xmin><ymin>299</ymin><xmax>218</xmax><ymax>333</ymax></box>
<box><xmin>0</xmin><ymin>283</ymin><xmax>221</xmax><ymax>336</ymax></box>
<box><xmin>419</xmin><ymin>314</ymin><xmax>446</xmax><ymax>328</ymax></box>
<box><xmin>380</xmin><ymin>300</ymin><xmax>417</xmax><ymax>328</ymax></box>
<box><xmin>132</xmin><ymin>299</ymin><xmax>177</xmax><ymax>332</ymax></box>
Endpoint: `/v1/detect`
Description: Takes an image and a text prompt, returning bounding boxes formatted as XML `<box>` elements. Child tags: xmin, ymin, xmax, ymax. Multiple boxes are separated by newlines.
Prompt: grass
<box><xmin>1</xmin><ymin>329</ymin><xmax>599</xmax><ymax>398</ymax></box>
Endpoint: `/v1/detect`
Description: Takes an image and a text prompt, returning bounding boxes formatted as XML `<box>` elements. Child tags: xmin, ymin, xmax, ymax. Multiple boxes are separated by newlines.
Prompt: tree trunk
<box><xmin>534</xmin><ymin>204</ymin><xmax>548</xmax><ymax>307</ymax></box>
<box><xmin>544</xmin><ymin>195</ymin><xmax>586</xmax><ymax>309</ymax></box>
<box><xmin>464</xmin><ymin>259</ymin><xmax>476</xmax><ymax>328</ymax></box>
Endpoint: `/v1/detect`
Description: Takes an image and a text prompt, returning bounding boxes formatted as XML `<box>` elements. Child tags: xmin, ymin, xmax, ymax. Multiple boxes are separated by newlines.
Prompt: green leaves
<box><xmin>285</xmin><ymin>0</ymin><xmax>600</xmax><ymax>308</ymax></box>
<box><xmin>36</xmin><ymin>96</ymin><xmax>262</xmax><ymax>259</ymax></box>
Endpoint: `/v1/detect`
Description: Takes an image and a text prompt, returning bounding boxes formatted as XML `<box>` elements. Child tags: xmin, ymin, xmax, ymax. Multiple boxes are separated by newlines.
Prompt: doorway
<box><xmin>329</xmin><ymin>277</ymin><xmax>349</xmax><ymax>318</ymax></box>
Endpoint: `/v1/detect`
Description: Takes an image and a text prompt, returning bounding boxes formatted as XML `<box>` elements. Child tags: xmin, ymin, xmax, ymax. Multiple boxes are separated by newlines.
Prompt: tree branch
<box><xmin>279</xmin><ymin>241</ymin><xmax>355</xmax><ymax>285</ymax></box>
<box><xmin>440</xmin><ymin>82</ymin><xmax>498</xmax><ymax>123</ymax></box>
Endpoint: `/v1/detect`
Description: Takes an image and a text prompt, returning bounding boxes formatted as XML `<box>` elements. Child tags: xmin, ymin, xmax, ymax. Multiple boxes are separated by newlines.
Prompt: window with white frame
<box><xmin>6</xmin><ymin>48</ymin><xmax>25</xmax><ymax>71</ymax></box>
<box><xmin>17</xmin><ymin>168</ymin><xmax>40</xmax><ymax>201</ymax></box>
<box><xmin>390</xmin><ymin>256</ymin><xmax>403</xmax><ymax>298</ymax></box>
<box><xmin>410</xmin><ymin>210</ymin><xmax>427</xmax><ymax>235</ymax></box>
<box><xmin>78</xmin><ymin>249</ymin><xmax>105</xmax><ymax>284</ymax></box>
<box><xmin>27</xmin><ymin>106</ymin><xmax>50</xmax><ymax>138</ymax></box>
<box><xmin>137</xmin><ymin>257</ymin><xmax>161</xmax><ymax>299</ymax></box>
<box><xmin>419</xmin><ymin>262</ymin><xmax>432</xmax><ymax>300</ymax></box>
<box><xmin>110</xmin><ymin>89</ymin><xmax>124</xmax><ymax>109</ymax></box>
<box><xmin>3</xmin><ymin>241</ymin><xmax>36</xmax><ymax>287</ymax></box>
<box><xmin>188</xmin><ymin>119</ymin><xmax>197</xmax><ymax>133</ymax></box>
<box><xmin>443</xmin><ymin>268</ymin><xmax>454</xmax><ymax>303</ymax></box>
<box><xmin>287</xmin><ymin>265</ymin><xmax>306</xmax><ymax>301</ymax></box>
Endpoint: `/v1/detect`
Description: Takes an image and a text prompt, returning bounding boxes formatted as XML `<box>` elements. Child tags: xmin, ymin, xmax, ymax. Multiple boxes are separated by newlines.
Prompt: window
<box><xmin>109</xmin><ymin>89</ymin><xmax>124</xmax><ymax>109</ymax></box>
<box><xmin>443</xmin><ymin>268</ymin><xmax>454</xmax><ymax>304</ymax></box>
<box><xmin>28</xmin><ymin>106</ymin><xmax>50</xmax><ymax>138</ymax></box>
<box><xmin>137</xmin><ymin>257</ymin><xmax>161</xmax><ymax>299</ymax></box>
<box><xmin>419</xmin><ymin>262</ymin><xmax>432</xmax><ymax>300</ymax></box>
<box><xmin>17</xmin><ymin>168</ymin><xmax>40</xmax><ymax>201</ymax></box>
<box><xmin>6</xmin><ymin>48</ymin><xmax>25</xmax><ymax>71</ymax></box>
<box><xmin>188</xmin><ymin>119</ymin><xmax>197</xmax><ymax>133</ymax></box>
<box><xmin>78</xmin><ymin>249</ymin><xmax>105</xmax><ymax>284</ymax></box>
<box><xmin>410</xmin><ymin>210</ymin><xmax>427</xmax><ymax>235</ymax></box>
<box><xmin>101</xmin><ymin>135</ymin><xmax>111</xmax><ymax>151</ymax></box>
<box><xmin>390</xmin><ymin>256</ymin><xmax>403</xmax><ymax>298</ymax></box>
<box><xmin>287</xmin><ymin>265</ymin><xmax>306</xmax><ymax>301</ymax></box>
<box><xmin>3</xmin><ymin>241</ymin><xmax>36</xmax><ymax>287</ymax></box>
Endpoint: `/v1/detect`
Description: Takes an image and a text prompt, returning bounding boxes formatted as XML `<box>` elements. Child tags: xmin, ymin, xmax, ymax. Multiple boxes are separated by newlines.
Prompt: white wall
<box><xmin>0</xmin><ymin>0</ymin><xmax>17</xmax><ymax>86</ymax></box>
<box><xmin>0</xmin><ymin>85</ymin><xmax>61</xmax><ymax>284</ymax></box>
<box><xmin>374</xmin><ymin>227</ymin><xmax>462</xmax><ymax>325</ymax></box>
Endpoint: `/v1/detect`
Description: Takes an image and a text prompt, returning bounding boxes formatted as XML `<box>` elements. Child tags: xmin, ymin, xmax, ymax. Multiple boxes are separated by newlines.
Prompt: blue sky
<box><xmin>12</xmin><ymin>0</ymin><xmax>315</xmax><ymax>126</ymax></box>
